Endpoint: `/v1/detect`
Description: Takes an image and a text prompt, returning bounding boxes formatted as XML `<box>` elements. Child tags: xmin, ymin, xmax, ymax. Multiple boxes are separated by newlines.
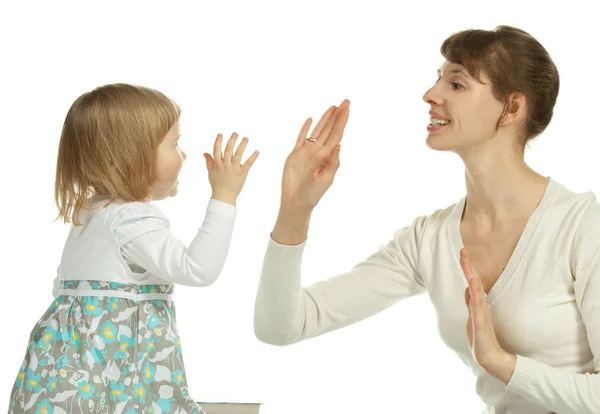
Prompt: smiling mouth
<box><xmin>429</xmin><ymin>118</ymin><xmax>451</xmax><ymax>126</ymax></box>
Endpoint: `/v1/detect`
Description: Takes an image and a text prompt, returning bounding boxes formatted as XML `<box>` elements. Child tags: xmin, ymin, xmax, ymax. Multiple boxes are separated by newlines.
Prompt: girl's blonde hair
<box><xmin>55</xmin><ymin>83</ymin><xmax>181</xmax><ymax>225</ymax></box>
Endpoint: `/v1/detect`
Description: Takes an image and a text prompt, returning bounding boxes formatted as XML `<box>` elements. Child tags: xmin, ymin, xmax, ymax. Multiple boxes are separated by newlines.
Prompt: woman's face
<box><xmin>422</xmin><ymin>60</ymin><xmax>505</xmax><ymax>153</ymax></box>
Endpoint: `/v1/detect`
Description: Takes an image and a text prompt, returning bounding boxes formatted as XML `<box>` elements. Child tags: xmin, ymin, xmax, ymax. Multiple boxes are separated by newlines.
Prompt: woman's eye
<box><xmin>451</xmin><ymin>82</ymin><xmax>463</xmax><ymax>90</ymax></box>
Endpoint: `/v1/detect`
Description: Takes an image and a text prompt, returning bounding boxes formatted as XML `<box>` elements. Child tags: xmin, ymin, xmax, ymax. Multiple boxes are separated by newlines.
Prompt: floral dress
<box><xmin>9</xmin><ymin>281</ymin><xmax>204</xmax><ymax>414</ymax></box>
<box><xmin>6</xmin><ymin>199</ymin><xmax>233</xmax><ymax>414</ymax></box>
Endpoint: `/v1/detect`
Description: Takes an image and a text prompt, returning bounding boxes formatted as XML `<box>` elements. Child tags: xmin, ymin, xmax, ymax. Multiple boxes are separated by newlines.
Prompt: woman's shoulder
<box><xmin>546</xmin><ymin>178</ymin><xmax>598</xmax><ymax>223</ymax></box>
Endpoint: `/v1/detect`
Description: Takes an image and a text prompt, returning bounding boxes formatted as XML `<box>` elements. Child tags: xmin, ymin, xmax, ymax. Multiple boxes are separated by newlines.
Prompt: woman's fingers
<box><xmin>320</xmin><ymin>100</ymin><xmax>350</xmax><ymax>145</ymax></box>
<box><xmin>309</xmin><ymin>105</ymin><xmax>337</xmax><ymax>139</ymax></box>
<box><xmin>295</xmin><ymin>118</ymin><xmax>313</xmax><ymax>149</ymax></box>
<box><xmin>323</xmin><ymin>106</ymin><xmax>350</xmax><ymax>151</ymax></box>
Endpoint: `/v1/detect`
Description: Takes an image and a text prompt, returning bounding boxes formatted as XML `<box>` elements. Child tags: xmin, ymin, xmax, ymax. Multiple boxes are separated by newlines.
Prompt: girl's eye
<box><xmin>451</xmin><ymin>82</ymin><xmax>463</xmax><ymax>90</ymax></box>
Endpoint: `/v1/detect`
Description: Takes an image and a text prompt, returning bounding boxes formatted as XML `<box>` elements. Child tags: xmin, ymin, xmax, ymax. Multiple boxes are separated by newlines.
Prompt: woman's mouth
<box><xmin>427</xmin><ymin>117</ymin><xmax>451</xmax><ymax>132</ymax></box>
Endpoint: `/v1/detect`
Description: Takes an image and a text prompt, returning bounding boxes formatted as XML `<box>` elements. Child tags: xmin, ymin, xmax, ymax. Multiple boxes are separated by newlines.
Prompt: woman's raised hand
<box><xmin>280</xmin><ymin>99</ymin><xmax>351</xmax><ymax>212</ymax></box>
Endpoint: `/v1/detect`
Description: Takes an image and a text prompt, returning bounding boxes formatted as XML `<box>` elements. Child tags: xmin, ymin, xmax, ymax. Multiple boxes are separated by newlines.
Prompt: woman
<box><xmin>253</xmin><ymin>26</ymin><xmax>600</xmax><ymax>414</ymax></box>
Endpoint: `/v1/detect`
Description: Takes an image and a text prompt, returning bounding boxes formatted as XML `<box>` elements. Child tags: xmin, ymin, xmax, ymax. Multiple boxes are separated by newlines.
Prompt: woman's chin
<box><xmin>426</xmin><ymin>133</ymin><xmax>455</xmax><ymax>152</ymax></box>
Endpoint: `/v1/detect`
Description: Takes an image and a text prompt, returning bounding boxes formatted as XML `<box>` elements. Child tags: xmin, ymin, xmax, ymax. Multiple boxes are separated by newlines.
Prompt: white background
<box><xmin>1</xmin><ymin>1</ymin><xmax>598</xmax><ymax>413</ymax></box>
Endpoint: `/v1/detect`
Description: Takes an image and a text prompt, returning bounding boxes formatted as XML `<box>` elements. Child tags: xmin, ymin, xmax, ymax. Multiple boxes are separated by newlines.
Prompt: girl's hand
<box><xmin>203</xmin><ymin>133</ymin><xmax>259</xmax><ymax>206</ymax></box>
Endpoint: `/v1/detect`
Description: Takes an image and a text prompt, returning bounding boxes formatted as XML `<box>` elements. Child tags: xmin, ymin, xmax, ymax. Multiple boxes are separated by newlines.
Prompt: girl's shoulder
<box><xmin>83</xmin><ymin>197</ymin><xmax>171</xmax><ymax>233</ymax></box>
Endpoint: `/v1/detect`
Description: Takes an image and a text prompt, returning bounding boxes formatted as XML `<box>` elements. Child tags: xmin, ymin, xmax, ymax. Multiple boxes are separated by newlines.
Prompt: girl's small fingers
<box><xmin>213</xmin><ymin>134</ymin><xmax>223</xmax><ymax>164</ymax></box>
<box><xmin>242</xmin><ymin>151</ymin><xmax>260</xmax><ymax>171</ymax></box>
<box><xmin>224</xmin><ymin>132</ymin><xmax>239</xmax><ymax>164</ymax></box>
<box><xmin>233</xmin><ymin>137</ymin><xmax>249</xmax><ymax>162</ymax></box>
<box><xmin>204</xmin><ymin>153</ymin><xmax>214</xmax><ymax>169</ymax></box>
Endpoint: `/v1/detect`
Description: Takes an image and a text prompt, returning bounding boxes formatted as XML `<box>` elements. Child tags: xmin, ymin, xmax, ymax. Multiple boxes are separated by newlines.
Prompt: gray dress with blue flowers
<box><xmin>9</xmin><ymin>198</ymin><xmax>237</xmax><ymax>413</ymax></box>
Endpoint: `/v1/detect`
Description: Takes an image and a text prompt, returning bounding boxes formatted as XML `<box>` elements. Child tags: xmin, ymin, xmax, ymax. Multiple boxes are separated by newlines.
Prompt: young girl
<box><xmin>9</xmin><ymin>83</ymin><xmax>259</xmax><ymax>413</ymax></box>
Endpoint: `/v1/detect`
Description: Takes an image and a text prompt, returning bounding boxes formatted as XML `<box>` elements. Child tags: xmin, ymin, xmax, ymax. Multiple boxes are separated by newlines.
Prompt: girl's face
<box><xmin>422</xmin><ymin>60</ymin><xmax>506</xmax><ymax>153</ymax></box>
<box><xmin>150</xmin><ymin>121</ymin><xmax>186</xmax><ymax>200</ymax></box>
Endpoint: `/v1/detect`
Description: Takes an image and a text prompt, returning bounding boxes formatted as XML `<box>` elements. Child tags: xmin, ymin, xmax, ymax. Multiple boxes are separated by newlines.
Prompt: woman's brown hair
<box><xmin>441</xmin><ymin>25</ymin><xmax>559</xmax><ymax>147</ymax></box>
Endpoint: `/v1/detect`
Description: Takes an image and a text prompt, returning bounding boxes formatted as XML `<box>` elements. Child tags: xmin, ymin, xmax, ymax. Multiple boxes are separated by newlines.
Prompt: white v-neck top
<box><xmin>254</xmin><ymin>177</ymin><xmax>600</xmax><ymax>414</ymax></box>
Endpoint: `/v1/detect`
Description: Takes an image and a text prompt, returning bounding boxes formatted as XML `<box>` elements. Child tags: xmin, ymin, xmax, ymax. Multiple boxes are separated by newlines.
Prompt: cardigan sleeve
<box><xmin>254</xmin><ymin>214</ymin><xmax>429</xmax><ymax>346</ymax></box>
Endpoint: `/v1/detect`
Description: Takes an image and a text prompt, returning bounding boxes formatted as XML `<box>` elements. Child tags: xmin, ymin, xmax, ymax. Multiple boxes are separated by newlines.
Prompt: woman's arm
<box><xmin>254</xmin><ymin>212</ymin><xmax>428</xmax><ymax>345</ymax></box>
<box><xmin>252</xmin><ymin>100</ymin><xmax>428</xmax><ymax>345</ymax></box>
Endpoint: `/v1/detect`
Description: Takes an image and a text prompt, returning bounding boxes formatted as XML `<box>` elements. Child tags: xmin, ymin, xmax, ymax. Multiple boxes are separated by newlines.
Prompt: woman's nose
<box><xmin>422</xmin><ymin>84</ymin><xmax>443</xmax><ymax>106</ymax></box>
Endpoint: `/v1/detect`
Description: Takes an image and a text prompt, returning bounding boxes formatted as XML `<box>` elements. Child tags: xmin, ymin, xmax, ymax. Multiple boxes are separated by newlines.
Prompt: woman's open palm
<box><xmin>281</xmin><ymin>100</ymin><xmax>350</xmax><ymax>211</ymax></box>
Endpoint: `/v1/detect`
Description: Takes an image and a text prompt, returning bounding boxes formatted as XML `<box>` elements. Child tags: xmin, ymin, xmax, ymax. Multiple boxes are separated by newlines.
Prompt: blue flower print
<box><xmin>110</xmin><ymin>282</ymin><xmax>123</xmax><ymax>289</ymax></box>
<box><xmin>140</xmin><ymin>284</ymin><xmax>159</xmax><ymax>294</ymax></box>
<box><xmin>106</xmin><ymin>297</ymin><xmax>120</xmax><ymax>313</ymax></box>
<box><xmin>83</xmin><ymin>297</ymin><xmax>103</xmax><ymax>316</ymax></box>
<box><xmin>70</xmin><ymin>326</ymin><xmax>80</xmax><ymax>348</ymax></box>
<box><xmin>173</xmin><ymin>335</ymin><xmax>182</xmax><ymax>352</ymax></box>
<box><xmin>143</xmin><ymin>362</ymin><xmax>156</xmax><ymax>384</ymax></box>
<box><xmin>114</xmin><ymin>335</ymin><xmax>134</xmax><ymax>360</ymax></box>
<box><xmin>158</xmin><ymin>398</ymin><xmax>176</xmax><ymax>411</ymax></box>
<box><xmin>49</xmin><ymin>297</ymin><xmax>63</xmax><ymax>310</ymax></box>
<box><xmin>146</xmin><ymin>338</ymin><xmax>155</xmax><ymax>353</ymax></box>
<box><xmin>100</xmin><ymin>321</ymin><xmax>118</xmax><ymax>344</ymax></box>
<box><xmin>43</xmin><ymin>327</ymin><xmax>61</xmax><ymax>343</ymax></box>
<box><xmin>45</xmin><ymin>376</ymin><xmax>58</xmax><ymax>392</ymax></box>
<box><xmin>171</xmin><ymin>370</ymin><xmax>184</xmax><ymax>384</ymax></box>
<box><xmin>132</xmin><ymin>382</ymin><xmax>146</xmax><ymax>404</ymax></box>
<box><xmin>15</xmin><ymin>369</ymin><xmax>25</xmax><ymax>387</ymax></box>
<box><xmin>25</xmin><ymin>369</ymin><xmax>42</xmax><ymax>393</ymax></box>
<box><xmin>90</xmin><ymin>281</ymin><xmax>101</xmax><ymax>289</ymax></box>
<box><xmin>35</xmin><ymin>399</ymin><xmax>53</xmax><ymax>414</ymax></box>
<box><xmin>109</xmin><ymin>380</ymin><xmax>127</xmax><ymax>402</ymax></box>
<box><xmin>36</xmin><ymin>327</ymin><xmax>60</xmax><ymax>350</ymax></box>
<box><xmin>56</xmin><ymin>354</ymin><xmax>68</xmax><ymax>369</ymax></box>
<box><xmin>147</xmin><ymin>313</ymin><xmax>159</xmax><ymax>329</ymax></box>
<box><xmin>78</xmin><ymin>381</ymin><xmax>95</xmax><ymax>400</ymax></box>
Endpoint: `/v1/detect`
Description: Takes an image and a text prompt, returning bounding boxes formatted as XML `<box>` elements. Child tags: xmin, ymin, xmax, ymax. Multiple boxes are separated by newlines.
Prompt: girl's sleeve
<box><xmin>113</xmin><ymin>199</ymin><xmax>237</xmax><ymax>286</ymax></box>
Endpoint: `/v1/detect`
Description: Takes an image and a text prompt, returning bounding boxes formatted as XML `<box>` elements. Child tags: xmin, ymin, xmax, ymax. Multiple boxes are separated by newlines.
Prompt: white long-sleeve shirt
<box><xmin>53</xmin><ymin>197</ymin><xmax>237</xmax><ymax>297</ymax></box>
<box><xmin>254</xmin><ymin>177</ymin><xmax>600</xmax><ymax>414</ymax></box>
